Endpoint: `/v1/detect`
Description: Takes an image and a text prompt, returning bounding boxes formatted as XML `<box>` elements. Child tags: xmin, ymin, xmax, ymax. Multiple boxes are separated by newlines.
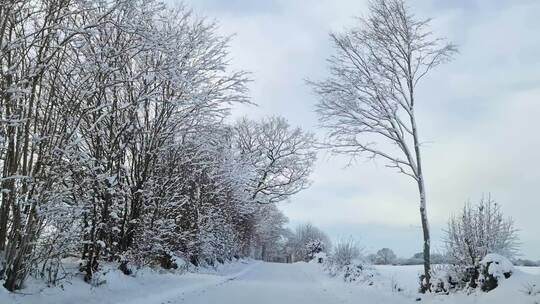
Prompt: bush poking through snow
<box><xmin>331</xmin><ymin>239</ymin><xmax>361</xmax><ymax>267</ymax></box>
<box><xmin>305</xmin><ymin>240</ymin><xmax>326</xmax><ymax>261</ymax></box>
<box><xmin>479</xmin><ymin>254</ymin><xmax>513</xmax><ymax>292</ymax></box>
<box><xmin>341</xmin><ymin>264</ymin><xmax>377</xmax><ymax>284</ymax></box>
<box><xmin>118</xmin><ymin>261</ymin><xmax>133</xmax><ymax>276</ymax></box>
<box><xmin>429</xmin><ymin>265</ymin><xmax>454</xmax><ymax>294</ymax></box>
<box><xmin>428</xmin><ymin>264</ymin><xmax>481</xmax><ymax>293</ymax></box>
<box><xmin>159</xmin><ymin>253</ymin><xmax>180</xmax><ymax>270</ymax></box>
<box><xmin>325</xmin><ymin>240</ymin><xmax>375</xmax><ymax>284</ymax></box>
<box><xmin>438</xmin><ymin>196</ymin><xmax>518</xmax><ymax>293</ymax></box>
<box><xmin>425</xmin><ymin>254</ymin><xmax>514</xmax><ymax>294</ymax></box>
<box><xmin>390</xmin><ymin>277</ymin><xmax>404</xmax><ymax>293</ymax></box>
<box><xmin>521</xmin><ymin>283</ymin><xmax>540</xmax><ymax>296</ymax></box>
<box><xmin>311</xmin><ymin>252</ymin><xmax>327</xmax><ymax>264</ymax></box>
<box><xmin>290</xmin><ymin>224</ymin><xmax>331</xmax><ymax>262</ymax></box>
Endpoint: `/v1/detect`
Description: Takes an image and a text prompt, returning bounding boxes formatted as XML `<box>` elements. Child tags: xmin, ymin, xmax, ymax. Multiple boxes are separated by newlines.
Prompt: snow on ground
<box><xmin>0</xmin><ymin>259</ymin><xmax>258</xmax><ymax>304</ymax></box>
<box><xmin>1</xmin><ymin>261</ymin><xmax>540</xmax><ymax>304</ymax></box>
<box><xmin>518</xmin><ymin>266</ymin><xmax>540</xmax><ymax>275</ymax></box>
<box><xmin>375</xmin><ymin>264</ymin><xmax>425</xmax><ymax>293</ymax></box>
<box><xmin>374</xmin><ymin>264</ymin><xmax>540</xmax><ymax>303</ymax></box>
<box><xmin>376</xmin><ymin>264</ymin><xmax>540</xmax><ymax>292</ymax></box>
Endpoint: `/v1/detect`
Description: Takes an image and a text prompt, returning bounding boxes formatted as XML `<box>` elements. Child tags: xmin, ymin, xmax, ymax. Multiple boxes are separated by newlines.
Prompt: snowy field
<box><xmin>518</xmin><ymin>266</ymin><xmax>540</xmax><ymax>275</ymax></box>
<box><xmin>2</xmin><ymin>261</ymin><xmax>540</xmax><ymax>304</ymax></box>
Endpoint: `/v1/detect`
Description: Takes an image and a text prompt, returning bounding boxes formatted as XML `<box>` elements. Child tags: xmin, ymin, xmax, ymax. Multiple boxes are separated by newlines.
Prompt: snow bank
<box><xmin>0</xmin><ymin>259</ymin><xmax>258</xmax><ymax>304</ymax></box>
<box><xmin>478</xmin><ymin>254</ymin><xmax>514</xmax><ymax>292</ymax></box>
<box><xmin>318</xmin><ymin>262</ymin><xmax>540</xmax><ymax>304</ymax></box>
<box><xmin>374</xmin><ymin>264</ymin><xmax>540</xmax><ymax>304</ymax></box>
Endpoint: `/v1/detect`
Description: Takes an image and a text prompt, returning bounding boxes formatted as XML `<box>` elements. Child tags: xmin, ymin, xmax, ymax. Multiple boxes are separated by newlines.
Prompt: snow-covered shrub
<box><xmin>440</xmin><ymin>196</ymin><xmax>518</xmax><ymax>293</ymax></box>
<box><xmin>341</xmin><ymin>263</ymin><xmax>377</xmax><ymax>283</ymax></box>
<box><xmin>326</xmin><ymin>258</ymin><xmax>376</xmax><ymax>284</ymax></box>
<box><xmin>305</xmin><ymin>240</ymin><xmax>326</xmax><ymax>261</ymax></box>
<box><xmin>445</xmin><ymin>195</ymin><xmax>519</xmax><ymax>267</ymax></box>
<box><xmin>429</xmin><ymin>264</ymin><xmax>471</xmax><ymax>294</ymax></box>
<box><xmin>430</xmin><ymin>266</ymin><xmax>452</xmax><ymax>294</ymax></box>
<box><xmin>429</xmin><ymin>254</ymin><xmax>514</xmax><ymax>293</ymax></box>
<box><xmin>330</xmin><ymin>239</ymin><xmax>361</xmax><ymax>267</ymax></box>
<box><xmin>173</xmin><ymin>256</ymin><xmax>191</xmax><ymax>272</ymax></box>
<box><xmin>478</xmin><ymin>254</ymin><xmax>513</xmax><ymax>292</ymax></box>
<box><xmin>118</xmin><ymin>258</ymin><xmax>133</xmax><ymax>276</ymax></box>
<box><xmin>311</xmin><ymin>252</ymin><xmax>327</xmax><ymax>264</ymax></box>
<box><xmin>290</xmin><ymin>224</ymin><xmax>331</xmax><ymax>262</ymax></box>
<box><xmin>325</xmin><ymin>240</ymin><xmax>375</xmax><ymax>284</ymax></box>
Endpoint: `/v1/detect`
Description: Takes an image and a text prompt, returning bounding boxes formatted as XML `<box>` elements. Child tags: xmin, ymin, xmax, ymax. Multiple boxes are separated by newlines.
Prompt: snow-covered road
<box><xmin>5</xmin><ymin>261</ymin><xmax>539</xmax><ymax>303</ymax></box>
<box><xmin>176</xmin><ymin>262</ymin><xmax>343</xmax><ymax>304</ymax></box>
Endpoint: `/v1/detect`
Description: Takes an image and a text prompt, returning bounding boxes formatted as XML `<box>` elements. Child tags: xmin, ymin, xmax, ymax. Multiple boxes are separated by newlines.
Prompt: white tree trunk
<box><xmin>412</xmin><ymin>108</ymin><xmax>431</xmax><ymax>291</ymax></box>
<box><xmin>418</xmin><ymin>179</ymin><xmax>431</xmax><ymax>290</ymax></box>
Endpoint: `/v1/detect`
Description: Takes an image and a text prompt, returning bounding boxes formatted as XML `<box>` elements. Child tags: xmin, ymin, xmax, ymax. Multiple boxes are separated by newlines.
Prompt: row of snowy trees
<box><xmin>0</xmin><ymin>0</ymin><xmax>315</xmax><ymax>291</ymax></box>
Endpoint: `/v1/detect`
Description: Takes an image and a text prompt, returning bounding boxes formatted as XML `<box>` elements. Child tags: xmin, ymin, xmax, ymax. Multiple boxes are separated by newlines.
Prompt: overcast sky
<box><xmin>179</xmin><ymin>0</ymin><xmax>540</xmax><ymax>259</ymax></box>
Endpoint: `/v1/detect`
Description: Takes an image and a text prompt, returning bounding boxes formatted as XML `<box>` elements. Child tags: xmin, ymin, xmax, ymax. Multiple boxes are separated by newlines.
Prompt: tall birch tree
<box><xmin>309</xmin><ymin>0</ymin><xmax>456</xmax><ymax>291</ymax></box>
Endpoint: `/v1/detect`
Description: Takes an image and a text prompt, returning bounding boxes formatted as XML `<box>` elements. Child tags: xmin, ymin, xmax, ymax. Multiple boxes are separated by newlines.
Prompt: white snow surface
<box><xmin>1</xmin><ymin>261</ymin><xmax>540</xmax><ymax>304</ymax></box>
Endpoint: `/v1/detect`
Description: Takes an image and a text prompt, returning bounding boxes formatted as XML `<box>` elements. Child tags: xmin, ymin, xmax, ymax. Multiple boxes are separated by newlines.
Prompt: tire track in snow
<box><xmin>161</xmin><ymin>261</ymin><xmax>261</xmax><ymax>304</ymax></box>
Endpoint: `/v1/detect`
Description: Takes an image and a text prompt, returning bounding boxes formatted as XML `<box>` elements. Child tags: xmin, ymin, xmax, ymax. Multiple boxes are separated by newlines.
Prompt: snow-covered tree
<box><xmin>374</xmin><ymin>248</ymin><xmax>397</xmax><ymax>265</ymax></box>
<box><xmin>309</xmin><ymin>0</ymin><xmax>456</xmax><ymax>289</ymax></box>
<box><xmin>234</xmin><ymin>116</ymin><xmax>316</xmax><ymax>204</ymax></box>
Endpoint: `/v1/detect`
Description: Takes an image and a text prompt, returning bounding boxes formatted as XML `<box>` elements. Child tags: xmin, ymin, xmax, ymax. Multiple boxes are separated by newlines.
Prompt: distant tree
<box><xmin>366</xmin><ymin>253</ymin><xmax>378</xmax><ymax>264</ymax></box>
<box><xmin>375</xmin><ymin>248</ymin><xmax>397</xmax><ymax>265</ymax></box>
<box><xmin>410</xmin><ymin>252</ymin><xmax>445</xmax><ymax>263</ymax></box>
<box><xmin>513</xmin><ymin>259</ymin><xmax>539</xmax><ymax>267</ymax></box>
<box><xmin>309</xmin><ymin>0</ymin><xmax>457</xmax><ymax>290</ymax></box>
<box><xmin>444</xmin><ymin>195</ymin><xmax>519</xmax><ymax>267</ymax></box>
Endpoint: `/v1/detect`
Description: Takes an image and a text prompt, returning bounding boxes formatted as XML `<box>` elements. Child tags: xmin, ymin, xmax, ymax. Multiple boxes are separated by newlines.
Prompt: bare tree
<box><xmin>234</xmin><ymin>116</ymin><xmax>316</xmax><ymax>204</ymax></box>
<box><xmin>445</xmin><ymin>195</ymin><xmax>519</xmax><ymax>267</ymax></box>
<box><xmin>309</xmin><ymin>0</ymin><xmax>456</xmax><ymax>290</ymax></box>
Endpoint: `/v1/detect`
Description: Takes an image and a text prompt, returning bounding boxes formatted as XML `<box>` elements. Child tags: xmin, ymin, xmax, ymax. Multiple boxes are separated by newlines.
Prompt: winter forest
<box><xmin>1</xmin><ymin>0</ymin><xmax>539</xmax><ymax>303</ymax></box>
